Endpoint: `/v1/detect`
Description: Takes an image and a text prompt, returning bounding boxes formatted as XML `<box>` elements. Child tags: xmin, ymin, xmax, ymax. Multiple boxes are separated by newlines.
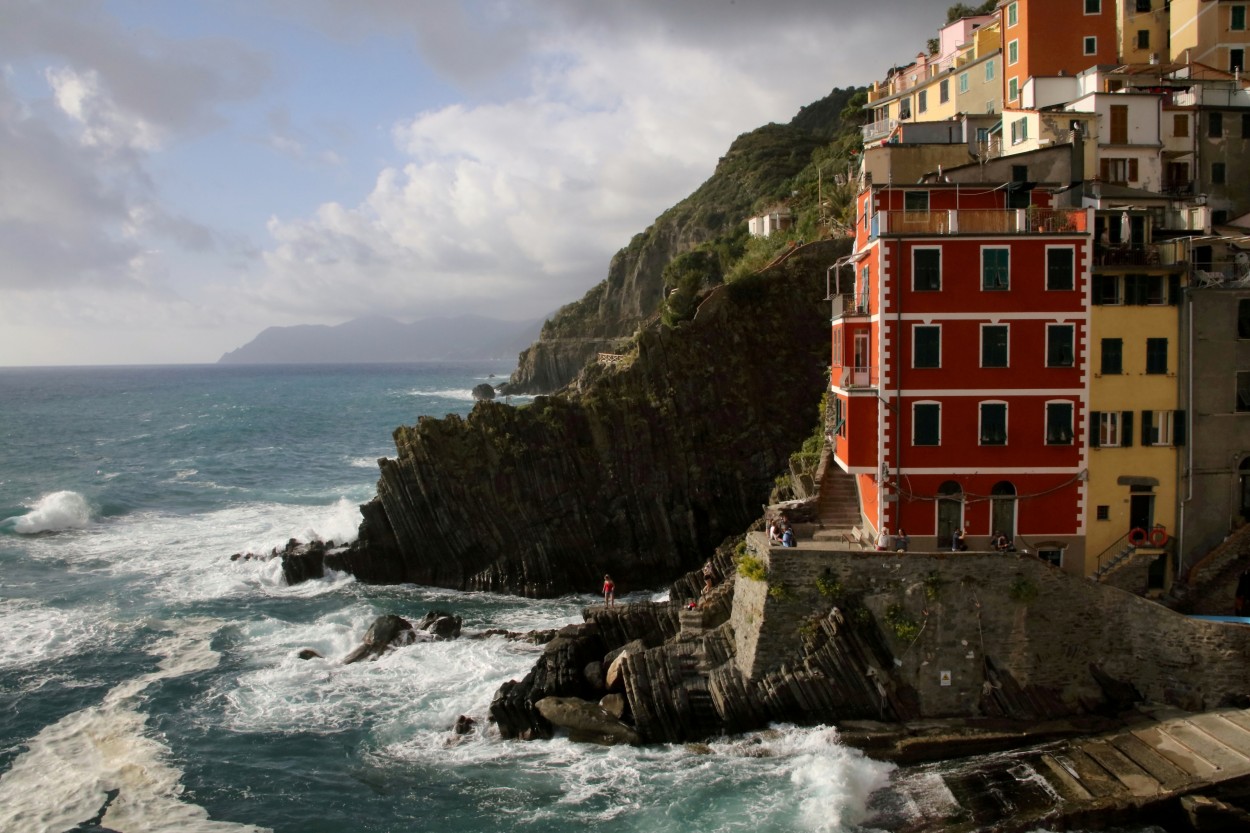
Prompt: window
<box><xmin>986</xmin><ymin>62</ymin><xmax>995</xmax><ymax>82</ymax></box>
<box><xmin>1214</xmin><ymin>163</ymin><xmax>1227</xmax><ymax>185</ymax></box>
<box><xmin>1211</xmin><ymin>112</ymin><xmax>1224</xmax><ymax>138</ymax></box>
<box><xmin>940</xmin><ymin>79</ymin><xmax>950</xmax><ymax>104</ymax></box>
<box><xmin>914</xmin><ymin>402</ymin><xmax>941</xmax><ymax>446</ymax></box>
<box><xmin>980</xmin><ymin>402</ymin><xmax>1007</xmax><ymax>445</ymax></box>
<box><xmin>1137</xmin><ymin>0</ymin><xmax>1151</xmax><ymax>12</ymax></box>
<box><xmin>1047</xmin><ymin>248</ymin><xmax>1074</xmax><ymax>291</ymax></box>
<box><xmin>1174</xmin><ymin>114</ymin><xmax>1189</xmax><ymax>137</ymax></box>
<box><xmin>1239</xmin><ymin>372</ymin><xmax>1250</xmax><ymax>412</ymax></box>
<box><xmin>1232</xmin><ymin>49</ymin><xmax>1245</xmax><ymax>74</ymax></box>
<box><xmin>1124</xmin><ymin>274</ymin><xmax>1164</xmax><ymax>305</ymax></box>
<box><xmin>982</xmin><ymin>325</ymin><xmax>1009</xmax><ymax>368</ymax></box>
<box><xmin>1008</xmin><ymin>77</ymin><xmax>1019</xmax><ymax>101</ymax></box>
<box><xmin>1234</xmin><ymin>5</ymin><xmax>1247</xmax><ymax>30</ymax></box>
<box><xmin>1100</xmin><ymin>157</ymin><xmax>1138</xmax><ymax>184</ymax></box>
<box><xmin>959</xmin><ymin>72</ymin><xmax>969</xmax><ymax>94</ymax></box>
<box><xmin>1007</xmin><ymin>1</ymin><xmax>1018</xmax><ymax>26</ymax></box>
<box><xmin>1011</xmin><ymin>117</ymin><xmax>1029</xmax><ymax>145</ymax></box>
<box><xmin>1038</xmin><ymin>548</ymin><xmax>1064</xmax><ymax>567</ymax></box>
<box><xmin>1084</xmin><ymin>36</ymin><xmax>1098</xmax><ymax>55</ymax></box>
<box><xmin>918</xmin><ymin>90</ymin><xmax>928</xmax><ymax>113</ymax></box>
<box><xmin>914</xmin><ymin>325</ymin><xmax>941</xmax><ymax>368</ymax></box>
<box><xmin>1093</xmin><ymin>410</ymin><xmax>1134</xmax><ymax>447</ymax></box>
<box><xmin>1238</xmin><ymin>299</ymin><xmax>1250</xmax><ymax>338</ymax></box>
<box><xmin>1094</xmin><ymin>273</ymin><xmax>1123</xmax><ymax>305</ymax></box>
<box><xmin>1008</xmin><ymin>40</ymin><xmax>1019</xmax><ymax>65</ymax></box>
<box><xmin>904</xmin><ymin>190</ymin><xmax>930</xmax><ymax>212</ymax></box>
<box><xmin>1137</xmin><ymin>29</ymin><xmax>1150</xmax><ymax>50</ymax></box>
<box><xmin>1046</xmin><ymin>402</ymin><xmax>1074</xmax><ymax>445</ymax></box>
<box><xmin>900</xmin><ymin>98</ymin><xmax>912</xmax><ymax>120</ymax></box>
<box><xmin>982</xmin><ymin>247</ymin><xmax>1010</xmax><ymax>290</ymax></box>
<box><xmin>1101</xmin><ymin>337</ymin><xmax>1123</xmax><ymax>374</ymax></box>
<box><xmin>1142</xmin><ymin>410</ymin><xmax>1174</xmax><ymax>446</ymax></box>
<box><xmin>1047</xmin><ymin>324</ymin><xmax>1075</xmax><ymax>367</ymax></box>
<box><xmin>1146</xmin><ymin>337</ymin><xmax>1168</xmax><ymax>374</ymax></box>
<box><xmin>913</xmin><ymin>248</ymin><xmax>941</xmax><ymax>291</ymax></box>
<box><xmin>1086</xmin><ymin>0</ymin><xmax>1101</xmax><ymax>12</ymax></box>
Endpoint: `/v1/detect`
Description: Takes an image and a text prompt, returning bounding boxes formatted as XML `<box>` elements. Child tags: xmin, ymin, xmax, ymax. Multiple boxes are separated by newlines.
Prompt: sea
<box><xmin>0</xmin><ymin>363</ymin><xmax>1165</xmax><ymax>833</ymax></box>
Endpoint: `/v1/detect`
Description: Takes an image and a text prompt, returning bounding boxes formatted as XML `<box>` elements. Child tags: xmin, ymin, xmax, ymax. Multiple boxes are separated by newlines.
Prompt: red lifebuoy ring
<box><xmin>1149</xmin><ymin>527</ymin><xmax>1169</xmax><ymax>547</ymax></box>
<box><xmin>1128</xmin><ymin>527</ymin><xmax>1148</xmax><ymax>546</ymax></box>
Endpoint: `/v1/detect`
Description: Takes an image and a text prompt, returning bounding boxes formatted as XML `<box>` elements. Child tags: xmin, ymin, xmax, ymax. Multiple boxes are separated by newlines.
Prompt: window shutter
<box><xmin>1141</xmin><ymin>410</ymin><xmax>1153</xmax><ymax>445</ymax></box>
<box><xmin>1100</xmin><ymin>158</ymin><xmax>1111</xmax><ymax>181</ymax></box>
<box><xmin>1174</xmin><ymin>410</ymin><xmax>1187</xmax><ymax>446</ymax></box>
<box><xmin>1121</xmin><ymin>410</ymin><xmax>1134</xmax><ymax>447</ymax></box>
<box><xmin>1168</xmin><ymin>274</ymin><xmax>1180</xmax><ymax>306</ymax></box>
<box><xmin>1091</xmin><ymin>410</ymin><xmax>1102</xmax><ymax>447</ymax></box>
<box><xmin>1129</xmin><ymin>158</ymin><xmax>1139</xmax><ymax>181</ymax></box>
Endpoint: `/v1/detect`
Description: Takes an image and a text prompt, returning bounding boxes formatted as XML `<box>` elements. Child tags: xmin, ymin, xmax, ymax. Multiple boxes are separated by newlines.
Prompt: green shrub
<box><xmin>923</xmin><ymin>572</ymin><xmax>944</xmax><ymax>601</ymax></box>
<box><xmin>736</xmin><ymin>553</ymin><xmax>768</xmax><ymax>582</ymax></box>
<box><xmin>1009</xmin><ymin>576</ymin><xmax>1038</xmax><ymax>604</ymax></box>
<box><xmin>816</xmin><ymin>573</ymin><xmax>843</xmax><ymax>599</ymax></box>
<box><xmin>884</xmin><ymin>603</ymin><xmax>921</xmax><ymax>642</ymax></box>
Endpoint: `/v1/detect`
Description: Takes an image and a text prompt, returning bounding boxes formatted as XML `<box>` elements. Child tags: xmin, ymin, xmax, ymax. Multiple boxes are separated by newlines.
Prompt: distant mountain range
<box><xmin>217</xmin><ymin>314</ymin><xmax>545</xmax><ymax>364</ymax></box>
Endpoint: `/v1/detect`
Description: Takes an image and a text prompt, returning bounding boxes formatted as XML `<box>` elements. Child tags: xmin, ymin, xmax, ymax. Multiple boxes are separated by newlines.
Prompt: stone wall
<box><xmin>739</xmin><ymin>535</ymin><xmax>1250</xmax><ymax>718</ymax></box>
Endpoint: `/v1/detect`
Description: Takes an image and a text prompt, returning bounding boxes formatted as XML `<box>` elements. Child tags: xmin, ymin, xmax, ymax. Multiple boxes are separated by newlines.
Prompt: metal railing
<box><xmin>834</xmin><ymin>365</ymin><xmax>880</xmax><ymax>389</ymax></box>
<box><xmin>831</xmin><ymin>295</ymin><xmax>872</xmax><ymax>318</ymax></box>
<box><xmin>874</xmin><ymin>208</ymin><xmax>1087</xmax><ymax>236</ymax></box>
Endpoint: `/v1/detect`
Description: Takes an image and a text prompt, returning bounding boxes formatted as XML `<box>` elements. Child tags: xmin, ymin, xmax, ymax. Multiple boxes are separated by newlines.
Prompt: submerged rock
<box><xmin>297</xmin><ymin>648</ymin><xmax>324</xmax><ymax>660</ymax></box>
<box><xmin>415</xmin><ymin>610</ymin><xmax>462</xmax><ymax>640</ymax></box>
<box><xmin>342</xmin><ymin>614</ymin><xmax>415</xmax><ymax>664</ymax></box>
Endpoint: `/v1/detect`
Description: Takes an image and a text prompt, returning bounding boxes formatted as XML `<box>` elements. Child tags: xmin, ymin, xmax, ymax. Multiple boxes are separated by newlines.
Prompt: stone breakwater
<box><xmin>283</xmin><ymin>242</ymin><xmax>847</xmax><ymax>597</ymax></box>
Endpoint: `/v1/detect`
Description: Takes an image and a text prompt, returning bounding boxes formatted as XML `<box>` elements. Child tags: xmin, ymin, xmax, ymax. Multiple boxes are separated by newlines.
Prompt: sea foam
<box><xmin>0</xmin><ymin>619</ymin><xmax>269</xmax><ymax>833</ymax></box>
<box><xmin>7</xmin><ymin>490</ymin><xmax>92</xmax><ymax>534</ymax></box>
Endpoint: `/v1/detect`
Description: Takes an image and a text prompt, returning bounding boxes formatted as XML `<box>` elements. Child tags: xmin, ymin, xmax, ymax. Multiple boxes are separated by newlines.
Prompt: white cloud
<box><xmin>46</xmin><ymin>66</ymin><xmax>164</xmax><ymax>151</ymax></box>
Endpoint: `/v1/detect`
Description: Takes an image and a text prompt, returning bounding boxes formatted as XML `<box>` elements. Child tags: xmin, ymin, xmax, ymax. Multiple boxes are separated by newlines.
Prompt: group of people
<box><xmin>767</xmin><ymin>519</ymin><xmax>797</xmax><ymax>548</ymax></box>
<box><xmin>875</xmin><ymin>527</ymin><xmax>910</xmax><ymax>552</ymax></box>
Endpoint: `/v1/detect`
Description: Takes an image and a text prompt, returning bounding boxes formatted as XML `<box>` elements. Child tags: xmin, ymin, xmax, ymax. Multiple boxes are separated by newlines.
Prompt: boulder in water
<box><xmin>535</xmin><ymin>696</ymin><xmax>641</xmax><ymax>746</ymax></box>
<box><xmin>297</xmin><ymin>648</ymin><xmax>324</xmax><ymax>660</ymax></box>
<box><xmin>471</xmin><ymin>383</ymin><xmax>496</xmax><ymax>402</ymax></box>
<box><xmin>342</xmin><ymin>615</ymin><xmax>416</xmax><ymax>664</ymax></box>
<box><xmin>416</xmin><ymin>610</ymin><xmax>463</xmax><ymax>640</ymax></box>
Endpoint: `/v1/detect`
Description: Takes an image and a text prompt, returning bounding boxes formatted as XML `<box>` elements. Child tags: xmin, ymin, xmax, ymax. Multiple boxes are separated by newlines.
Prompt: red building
<box><xmin>830</xmin><ymin>183</ymin><xmax>1093</xmax><ymax>561</ymax></box>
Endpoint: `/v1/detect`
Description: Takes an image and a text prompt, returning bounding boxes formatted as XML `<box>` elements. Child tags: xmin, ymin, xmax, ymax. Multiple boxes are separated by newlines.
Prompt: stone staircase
<box><xmin>1179</xmin><ymin>523</ymin><xmax>1250</xmax><ymax>614</ymax></box>
<box><xmin>813</xmin><ymin>463</ymin><xmax>862</xmax><ymax>540</ymax></box>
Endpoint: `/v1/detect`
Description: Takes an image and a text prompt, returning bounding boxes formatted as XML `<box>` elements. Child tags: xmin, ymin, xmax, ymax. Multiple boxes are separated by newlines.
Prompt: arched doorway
<box><xmin>991</xmin><ymin>481</ymin><xmax>1016</xmax><ymax>539</ymax></box>
<box><xmin>936</xmin><ymin>480</ymin><xmax>962</xmax><ymax>548</ymax></box>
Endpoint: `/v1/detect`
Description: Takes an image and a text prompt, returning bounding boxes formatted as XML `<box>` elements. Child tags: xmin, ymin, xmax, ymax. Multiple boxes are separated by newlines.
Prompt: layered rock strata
<box><xmin>306</xmin><ymin>242</ymin><xmax>845</xmax><ymax>597</ymax></box>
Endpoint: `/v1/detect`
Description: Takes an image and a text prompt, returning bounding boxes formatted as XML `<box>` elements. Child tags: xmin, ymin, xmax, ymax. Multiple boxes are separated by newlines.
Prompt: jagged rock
<box><xmin>584</xmin><ymin>660</ymin><xmax>605</xmax><ymax>691</ymax></box>
<box><xmin>416</xmin><ymin>610</ymin><xmax>462</xmax><ymax>640</ymax></box>
<box><xmin>333</xmin><ymin>244</ymin><xmax>845</xmax><ymax>597</ymax></box>
<box><xmin>297</xmin><ymin>649</ymin><xmax>323</xmax><ymax>660</ymax></box>
<box><xmin>275</xmin><ymin>539</ymin><xmax>346</xmax><ymax>585</ymax></box>
<box><xmin>473</xmin><ymin>627</ymin><xmax>558</xmax><ymax>644</ymax></box>
<box><xmin>453</xmin><ymin>715</ymin><xmax>476</xmax><ymax>735</ymax></box>
<box><xmin>342</xmin><ymin>615</ymin><xmax>415</xmax><ymax>664</ymax></box>
<box><xmin>605</xmin><ymin>640</ymin><xmax>644</xmax><ymax>690</ymax></box>
<box><xmin>489</xmin><ymin>624</ymin><xmax>607</xmax><ymax>740</ymax></box>
<box><xmin>471</xmin><ymin>383</ymin><xmax>496</xmax><ymax>402</ymax></box>
<box><xmin>1179</xmin><ymin>794</ymin><xmax>1250</xmax><ymax>832</ymax></box>
<box><xmin>535</xmin><ymin>696</ymin><xmax>641</xmax><ymax>746</ymax></box>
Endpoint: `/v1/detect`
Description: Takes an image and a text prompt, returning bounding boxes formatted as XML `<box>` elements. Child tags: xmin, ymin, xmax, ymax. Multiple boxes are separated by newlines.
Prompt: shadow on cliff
<box><xmin>306</xmin><ymin>240</ymin><xmax>849</xmax><ymax>597</ymax></box>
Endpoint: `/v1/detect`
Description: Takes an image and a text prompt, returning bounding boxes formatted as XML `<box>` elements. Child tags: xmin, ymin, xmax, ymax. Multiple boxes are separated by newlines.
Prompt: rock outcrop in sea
<box><xmin>285</xmin><ymin>241</ymin><xmax>846</xmax><ymax>597</ymax></box>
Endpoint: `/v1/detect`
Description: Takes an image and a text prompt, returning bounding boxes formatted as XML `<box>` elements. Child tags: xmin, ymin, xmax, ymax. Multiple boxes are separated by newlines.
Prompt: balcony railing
<box><xmin>874</xmin><ymin>208</ymin><xmax>1087</xmax><ymax>236</ymax></box>
<box><xmin>831</xmin><ymin>294</ymin><xmax>872</xmax><ymax>319</ymax></box>
<box><xmin>861</xmin><ymin>117</ymin><xmax>899</xmax><ymax>142</ymax></box>
<box><xmin>834</xmin><ymin>364</ymin><xmax>880</xmax><ymax>389</ymax></box>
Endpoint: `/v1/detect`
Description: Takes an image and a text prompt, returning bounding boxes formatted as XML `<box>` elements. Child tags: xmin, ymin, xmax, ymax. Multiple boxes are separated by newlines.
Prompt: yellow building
<box><xmin>1084</xmin><ymin>212</ymin><xmax>1185</xmax><ymax>585</ymax></box>
<box><xmin>1118</xmin><ymin>0</ymin><xmax>1171</xmax><ymax>64</ymax></box>
<box><xmin>1169</xmin><ymin>0</ymin><xmax>1250</xmax><ymax>73</ymax></box>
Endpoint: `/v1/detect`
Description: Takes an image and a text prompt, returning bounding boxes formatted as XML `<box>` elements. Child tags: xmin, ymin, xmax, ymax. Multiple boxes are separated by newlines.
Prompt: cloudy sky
<box><xmin>1</xmin><ymin>0</ymin><xmax>952</xmax><ymax>366</ymax></box>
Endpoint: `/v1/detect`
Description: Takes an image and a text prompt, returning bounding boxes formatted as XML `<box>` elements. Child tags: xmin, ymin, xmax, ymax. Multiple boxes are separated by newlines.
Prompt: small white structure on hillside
<box><xmin>747</xmin><ymin>206</ymin><xmax>794</xmax><ymax>237</ymax></box>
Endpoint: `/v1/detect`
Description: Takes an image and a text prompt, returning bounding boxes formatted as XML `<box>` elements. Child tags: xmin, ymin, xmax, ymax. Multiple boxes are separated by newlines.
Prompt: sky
<box><xmin>0</xmin><ymin>0</ymin><xmax>955</xmax><ymax>366</ymax></box>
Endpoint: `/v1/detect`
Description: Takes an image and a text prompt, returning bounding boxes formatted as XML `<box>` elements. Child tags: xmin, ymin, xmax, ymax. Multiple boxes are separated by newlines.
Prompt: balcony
<box><xmin>834</xmin><ymin>364</ymin><xmax>880</xmax><ymax>390</ymax></box>
<box><xmin>873</xmin><ymin>208</ymin><xmax>1087</xmax><ymax>237</ymax></box>
<box><xmin>831</xmin><ymin>294</ymin><xmax>872</xmax><ymax>320</ymax></box>
<box><xmin>862</xmin><ymin>117</ymin><xmax>900</xmax><ymax>142</ymax></box>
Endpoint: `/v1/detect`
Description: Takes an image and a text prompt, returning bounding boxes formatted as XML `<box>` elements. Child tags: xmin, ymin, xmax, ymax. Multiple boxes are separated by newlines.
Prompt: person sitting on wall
<box><xmin>768</xmin><ymin>519</ymin><xmax>781</xmax><ymax>546</ymax></box>
<box><xmin>781</xmin><ymin>525</ymin><xmax>796</xmax><ymax>548</ymax></box>
<box><xmin>993</xmin><ymin>530</ymin><xmax>1010</xmax><ymax>552</ymax></box>
<box><xmin>895</xmin><ymin>529</ymin><xmax>910</xmax><ymax>552</ymax></box>
<box><xmin>952</xmin><ymin>529</ymin><xmax>968</xmax><ymax>552</ymax></box>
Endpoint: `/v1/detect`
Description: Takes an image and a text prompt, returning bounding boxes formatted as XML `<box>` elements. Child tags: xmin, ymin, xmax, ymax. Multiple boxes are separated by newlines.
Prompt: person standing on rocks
<box><xmin>602</xmin><ymin>574</ymin><xmax>616</xmax><ymax>607</ymax></box>
<box><xmin>702</xmin><ymin>559</ymin><xmax>714</xmax><ymax>594</ymax></box>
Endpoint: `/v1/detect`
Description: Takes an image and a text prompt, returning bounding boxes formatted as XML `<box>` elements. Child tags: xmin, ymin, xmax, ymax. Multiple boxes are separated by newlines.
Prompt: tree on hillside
<box><xmin>946</xmin><ymin>1</ymin><xmax>997</xmax><ymax>22</ymax></box>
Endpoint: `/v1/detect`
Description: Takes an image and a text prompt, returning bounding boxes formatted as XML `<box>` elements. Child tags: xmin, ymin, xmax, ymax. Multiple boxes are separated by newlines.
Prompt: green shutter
<box><xmin>1091</xmin><ymin>410</ymin><xmax>1102</xmax><ymax>448</ymax></box>
<box><xmin>1168</xmin><ymin>274</ymin><xmax>1180</xmax><ymax>306</ymax></box>
<box><xmin>1122</xmin><ymin>411</ymin><xmax>1134</xmax><ymax>447</ymax></box>
<box><xmin>1141</xmin><ymin>410</ymin><xmax>1153</xmax><ymax>445</ymax></box>
<box><xmin>1174</xmin><ymin>409</ymin><xmax>1187</xmax><ymax>446</ymax></box>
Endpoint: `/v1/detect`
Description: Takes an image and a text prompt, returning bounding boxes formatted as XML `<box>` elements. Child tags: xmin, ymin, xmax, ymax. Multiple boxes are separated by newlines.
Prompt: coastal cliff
<box><xmin>505</xmin><ymin>88</ymin><xmax>861</xmax><ymax>395</ymax></box>
<box><xmin>316</xmin><ymin>241</ymin><xmax>847</xmax><ymax>596</ymax></box>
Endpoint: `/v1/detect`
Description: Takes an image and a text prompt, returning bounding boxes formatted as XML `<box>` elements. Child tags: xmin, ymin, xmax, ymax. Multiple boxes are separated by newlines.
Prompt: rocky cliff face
<box><xmin>505</xmin><ymin>88</ymin><xmax>861</xmax><ymax>395</ymax></box>
<box><xmin>324</xmin><ymin>241</ymin><xmax>847</xmax><ymax>597</ymax></box>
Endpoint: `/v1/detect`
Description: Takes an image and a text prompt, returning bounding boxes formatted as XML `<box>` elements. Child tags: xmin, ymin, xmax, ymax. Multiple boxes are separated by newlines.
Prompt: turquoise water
<box><xmin>0</xmin><ymin>364</ymin><xmax>907</xmax><ymax>833</ymax></box>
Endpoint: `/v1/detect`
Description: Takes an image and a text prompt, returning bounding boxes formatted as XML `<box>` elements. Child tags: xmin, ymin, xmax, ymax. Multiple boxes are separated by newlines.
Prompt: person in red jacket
<box><xmin>602</xmin><ymin>574</ymin><xmax>616</xmax><ymax>607</ymax></box>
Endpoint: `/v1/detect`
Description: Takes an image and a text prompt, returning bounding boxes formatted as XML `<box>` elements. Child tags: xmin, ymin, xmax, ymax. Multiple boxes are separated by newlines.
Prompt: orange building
<box><xmin>1002</xmin><ymin>0</ymin><xmax>1119</xmax><ymax>108</ymax></box>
